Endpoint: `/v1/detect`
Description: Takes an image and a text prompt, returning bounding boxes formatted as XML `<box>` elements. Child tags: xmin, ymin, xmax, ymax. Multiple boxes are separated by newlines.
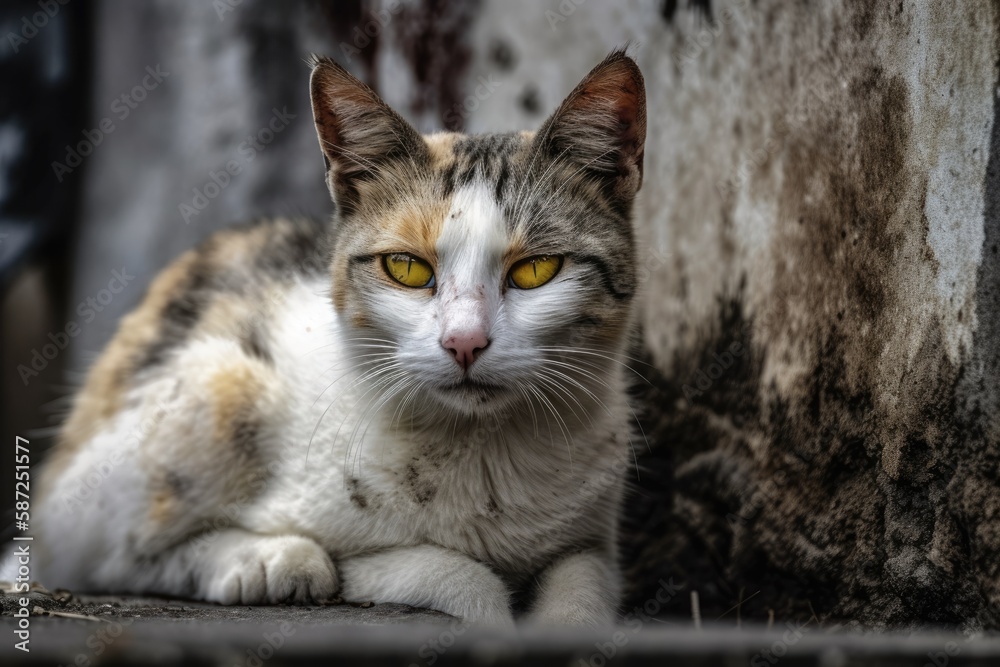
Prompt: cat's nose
<box><xmin>442</xmin><ymin>331</ymin><xmax>490</xmax><ymax>371</ymax></box>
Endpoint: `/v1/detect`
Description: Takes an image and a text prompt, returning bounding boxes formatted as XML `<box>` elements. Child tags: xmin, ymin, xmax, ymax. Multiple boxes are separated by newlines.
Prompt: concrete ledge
<box><xmin>4</xmin><ymin>591</ymin><xmax>1000</xmax><ymax>665</ymax></box>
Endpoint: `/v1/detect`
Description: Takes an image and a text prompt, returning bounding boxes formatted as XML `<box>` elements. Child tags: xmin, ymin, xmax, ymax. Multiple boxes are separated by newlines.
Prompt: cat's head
<box><xmin>309</xmin><ymin>50</ymin><xmax>645</xmax><ymax>417</ymax></box>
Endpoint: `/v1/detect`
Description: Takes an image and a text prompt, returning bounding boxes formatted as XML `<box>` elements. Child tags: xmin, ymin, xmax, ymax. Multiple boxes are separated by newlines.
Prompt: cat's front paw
<box><xmin>205</xmin><ymin>535</ymin><xmax>338</xmax><ymax>605</ymax></box>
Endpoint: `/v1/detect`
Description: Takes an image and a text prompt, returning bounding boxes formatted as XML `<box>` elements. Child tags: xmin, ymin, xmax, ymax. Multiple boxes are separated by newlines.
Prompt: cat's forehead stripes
<box><xmin>439</xmin><ymin>133</ymin><xmax>526</xmax><ymax>200</ymax></box>
<box><xmin>348</xmin><ymin>133</ymin><xmax>529</xmax><ymax>265</ymax></box>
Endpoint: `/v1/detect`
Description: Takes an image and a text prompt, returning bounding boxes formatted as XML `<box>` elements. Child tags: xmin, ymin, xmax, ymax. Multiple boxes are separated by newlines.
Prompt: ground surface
<box><xmin>4</xmin><ymin>588</ymin><xmax>1000</xmax><ymax>665</ymax></box>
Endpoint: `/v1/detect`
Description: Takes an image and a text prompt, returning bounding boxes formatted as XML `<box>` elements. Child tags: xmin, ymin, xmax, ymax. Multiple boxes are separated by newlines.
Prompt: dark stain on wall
<box><xmin>489</xmin><ymin>38</ymin><xmax>517</xmax><ymax>71</ymax></box>
<box><xmin>394</xmin><ymin>0</ymin><xmax>481</xmax><ymax>131</ymax></box>
<box><xmin>659</xmin><ymin>0</ymin><xmax>712</xmax><ymax>25</ymax></box>
<box><xmin>660</xmin><ymin>0</ymin><xmax>679</xmax><ymax>24</ymax></box>
<box><xmin>623</xmin><ymin>3</ymin><xmax>1000</xmax><ymax>628</ymax></box>
<box><xmin>317</xmin><ymin>0</ymin><xmax>378</xmax><ymax>81</ymax></box>
<box><xmin>519</xmin><ymin>85</ymin><xmax>541</xmax><ymax>115</ymax></box>
<box><xmin>688</xmin><ymin>0</ymin><xmax>713</xmax><ymax>23</ymax></box>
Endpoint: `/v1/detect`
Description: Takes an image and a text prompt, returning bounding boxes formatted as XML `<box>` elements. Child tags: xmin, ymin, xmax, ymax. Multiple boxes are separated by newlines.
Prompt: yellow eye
<box><xmin>508</xmin><ymin>255</ymin><xmax>563</xmax><ymax>289</ymax></box>
<box><xmin>383</xmin><ymin>253</ymin><xmax>435</xmax><ymax>288</ymax></box>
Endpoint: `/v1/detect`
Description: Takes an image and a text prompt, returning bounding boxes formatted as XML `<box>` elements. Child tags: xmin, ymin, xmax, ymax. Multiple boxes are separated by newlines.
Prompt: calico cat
<box><xmin>25</xmin><ymin>50</ymin><xmax>646</xmax><ymax>625</ymax></box>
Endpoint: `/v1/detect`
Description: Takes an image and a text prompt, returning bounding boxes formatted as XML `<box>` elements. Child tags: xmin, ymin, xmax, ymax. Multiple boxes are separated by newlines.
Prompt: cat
<box><xmin>23</xmin><ymin>49</ymin><xmax>646</xmax><ymax>626</ymax></box>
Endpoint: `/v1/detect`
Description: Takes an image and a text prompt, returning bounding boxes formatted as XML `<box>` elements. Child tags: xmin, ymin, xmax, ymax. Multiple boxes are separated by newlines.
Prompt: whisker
<box><xmin>307</xmin><ymin>361</ymin><xmax>403</xmax><ymax>462</ymax></box>
<box><xmin>526</xmin><ymin>376</ymin><xmax>575</xmax><ymax>471</ymax></box>
<box><xmin>334</xmin><ymin>368</ymin><xmax>409</xmax><ymax>480</ymax></box>
<box><xmin>538</xmin><ymin>346</ymin><xmax>654</xmax><ymax>384</ymax></box>
<box><xmin>298</xmin><ymin>339</ymin><xmax>398</xmax><ymax>359</ymax></box>
<box><xmin>347</xmin><ymin>377</ymin><xmax>411</xmax><ymax>480</ymax></box>
<box><xmin>311</xmin><ymin>353</ymin><xmax>397</xmax><ymax>406</ymax></box>
<box><xmin>539</xmin><ymin>358</ymin><xmax>650</xmax><ymax>459</ymax></box>
<box><xmin>535</xmin><ymin>368</ymin><xmax>596</xmax><ymax>429</ymax></box>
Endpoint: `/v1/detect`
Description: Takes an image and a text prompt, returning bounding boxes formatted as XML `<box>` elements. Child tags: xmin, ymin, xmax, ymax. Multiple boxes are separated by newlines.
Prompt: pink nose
<box><xmin>442</xmin><ymin>331</ymin><xmax>490</xmax><ymax>371</ymax></box>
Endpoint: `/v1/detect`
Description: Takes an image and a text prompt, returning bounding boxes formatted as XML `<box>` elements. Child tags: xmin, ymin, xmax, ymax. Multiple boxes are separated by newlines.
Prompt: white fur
<box><xmin>24</xmin><ymin>184</ymin><xmax>634</xmax><ymax>625</ymax></box>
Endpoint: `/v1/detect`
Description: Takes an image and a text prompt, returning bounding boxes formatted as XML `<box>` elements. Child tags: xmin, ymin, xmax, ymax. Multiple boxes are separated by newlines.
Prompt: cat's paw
<box><xmin>527</xmin><ymin>551</ymin><xmax>619</xmax><ymax>626</ymax></box>
<box><xmin>206</xmin><ymin>535</ymin><xmax>338</xmax><ymax>605</ymax></box>
<box><xmin>338</xmin><ymin>544</ymin><xmax>515</xmax><ymax>627</ymax></box>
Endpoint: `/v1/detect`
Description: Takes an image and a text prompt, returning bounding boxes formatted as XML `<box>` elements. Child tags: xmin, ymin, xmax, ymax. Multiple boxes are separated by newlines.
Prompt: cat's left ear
<box><xmin>535</xmin><ymin>49</ymin><xmax>646</xmax><ymax>201</ymax></box>
<box><xmin>309</xmin><ymin>56</ymin><xmax>428</xmax><ymax>214</ymax></box>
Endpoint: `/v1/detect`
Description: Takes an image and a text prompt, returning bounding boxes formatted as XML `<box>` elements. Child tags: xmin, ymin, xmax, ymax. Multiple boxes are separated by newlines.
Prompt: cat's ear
<box><xmin>534</xmin><ymin>49</ymin><xmax>646</xmax><ymax>201</ymax></box>
<box><xmin>309</xmin><ymin>56</ymin><xmax>427</xmax><ymax>213</ymax></box>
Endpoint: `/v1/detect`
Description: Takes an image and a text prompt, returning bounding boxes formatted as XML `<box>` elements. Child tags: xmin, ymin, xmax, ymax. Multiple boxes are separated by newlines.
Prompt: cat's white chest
<box><xmin>243</xmin><ymin>279</ymin><xmax>624</xmax><ymax>575</ymax></box>
<box><xmin>251</xmin><ymin>422</ymin><xmax>619</xmax><ymax>575</ymax></box>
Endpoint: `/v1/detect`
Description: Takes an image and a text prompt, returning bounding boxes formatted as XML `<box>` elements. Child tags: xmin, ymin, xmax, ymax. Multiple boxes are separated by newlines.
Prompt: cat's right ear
<box><xmin>533</xmin><ymin>49</ymin><xmax>646</xmax><ymax>204</ymax></box>
<box><xmin>309</xmin><ymin>56</ymin><xmax>427</xmax><ymax>214</ymax></box>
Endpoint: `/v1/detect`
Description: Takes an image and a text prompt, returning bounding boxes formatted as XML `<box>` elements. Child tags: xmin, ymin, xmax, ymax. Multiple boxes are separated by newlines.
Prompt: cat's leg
<box><xmin>145</xmin><ymin>529</ymin><xmax>338</xmax><ymax>604</ymax></box>
<box><xmin>527</xmin><ymin>550</ymin><xmax>620</xmax><ymax>626</ymax></box>
<box><xmin>339</xmin><ymin>545</ymin><xmax>514</xmax><ymax>626</ymax></box>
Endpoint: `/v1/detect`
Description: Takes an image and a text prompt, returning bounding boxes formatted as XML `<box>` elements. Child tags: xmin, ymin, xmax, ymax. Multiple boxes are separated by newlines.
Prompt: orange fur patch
<box><xmin>373</xmin><ymin>197</ymin><xmax>453</xmax><ymax>265</ymax></box>
<box><xmin>424</xmin><ymin>132</ymin><xmax>460</xmax><ymax>169</ymax></box>
<box><xmin>148</xmin><ymin>489</ymin><xmax>176</xmax><ymax>525</ymax></box>
<box><xmin>208</xmin><ymin>363</ymin><xmax>265</xmax><ymax>448</ymax></box>
<box><xmin>143</xmin><ymin>359</ymin><xmax>271</xmax><ymax>532</ymax></box>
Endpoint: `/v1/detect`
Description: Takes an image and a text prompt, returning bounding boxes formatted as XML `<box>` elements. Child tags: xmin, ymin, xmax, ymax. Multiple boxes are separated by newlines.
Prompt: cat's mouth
<box><xmin>428</xmin><ymin>377</ymin><xmax>512</xmax><ymax>414</ymax></box>
<box><xmin>440</xmin><ymin>378</ymin><xmax>506</xmax><ymax>394</ymax></box>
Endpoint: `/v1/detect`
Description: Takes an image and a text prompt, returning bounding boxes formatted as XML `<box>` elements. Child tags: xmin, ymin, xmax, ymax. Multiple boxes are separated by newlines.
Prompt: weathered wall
<box><xmin>391</xmin><ymin>0</ymin><xmax>1000</xmax><ymax>626</ymax></box>
<box><xmin>623</xmin><ymin>0</ymin><xmax>1000</xmax><ymax>627</ymax></box>
<box><xmin>59</xmin><ymin>0</ymin><xmax>1000</xmax><ymax>627</ymax></box>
